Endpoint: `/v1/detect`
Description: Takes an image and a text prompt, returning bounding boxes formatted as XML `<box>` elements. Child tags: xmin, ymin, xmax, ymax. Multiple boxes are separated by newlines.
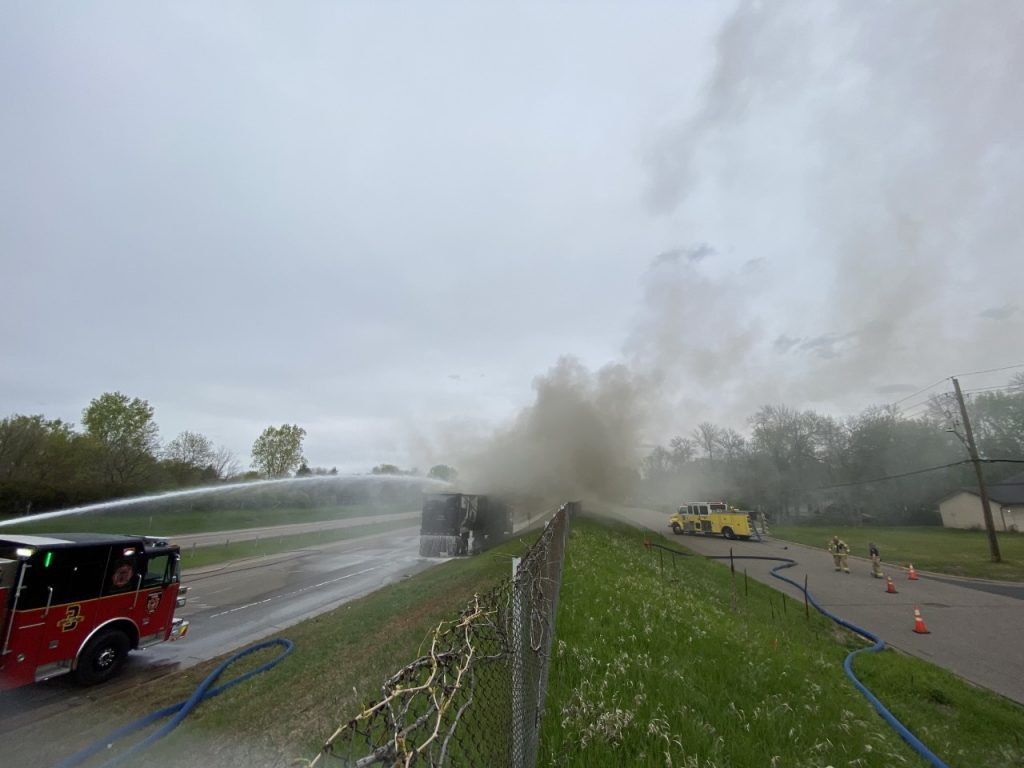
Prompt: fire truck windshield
<box><xmin>142</xmin><ymin>550</ymin><xmax>179</xmax><ymax>588</ymax></box>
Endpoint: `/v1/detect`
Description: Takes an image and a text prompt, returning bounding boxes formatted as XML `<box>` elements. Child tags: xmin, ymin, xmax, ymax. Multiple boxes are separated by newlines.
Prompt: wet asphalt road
<box><xmin>0</xmin><ymin>509</ymin><xmax>553</xmax><ymax>735</ymax></box>
<box><xmin>0</xmin><ymin>525</ymin><xmax>435</xmax><ymax>733</ymax></box>
<box><xmin>610</xmin><ymin>506</ymin><xmax>1024</xmax><ymax>706</ymax></box>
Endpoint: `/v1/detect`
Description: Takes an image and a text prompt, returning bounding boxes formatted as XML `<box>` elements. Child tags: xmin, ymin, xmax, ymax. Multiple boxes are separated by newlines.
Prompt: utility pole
<box><xmin>952</xmin><ymin>377</ymin><xmax>1001</xmax><ymax>562</ymax></box>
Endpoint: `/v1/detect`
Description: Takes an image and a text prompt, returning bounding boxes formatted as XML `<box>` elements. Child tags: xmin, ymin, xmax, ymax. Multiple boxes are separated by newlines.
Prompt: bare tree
<box><xmin>212</xmin><ymin>445</ymin><xmax>242</xmax><ymax>479</ymax></box>
<box><xmin>692</xmin><ymin>422</ymin><xmax>725</xmax><ymax>460</ymax></box>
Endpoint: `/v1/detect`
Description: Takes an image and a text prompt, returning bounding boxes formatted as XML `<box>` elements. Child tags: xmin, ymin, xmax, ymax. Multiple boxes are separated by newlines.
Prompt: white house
<box><xmin>938</xmin><ymin>472</ymin><xmax>1024</xmax><ymax>531</ymax></box>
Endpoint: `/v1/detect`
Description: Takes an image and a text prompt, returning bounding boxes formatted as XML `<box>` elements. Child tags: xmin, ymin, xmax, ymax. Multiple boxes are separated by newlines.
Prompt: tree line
<box><xmin>0</xmin><ymin>392</ymin><xmax>310</xmax><ymax>517</ymax></box>
<box><xmin>0</xmin><ymin>390</ymin><xmax>462</xmax><ymax>519</ymax></box>
<box><xmin>638</xmin><ymin>375</ymin><xmax>1024</xmax><ymax>525</ymax></box>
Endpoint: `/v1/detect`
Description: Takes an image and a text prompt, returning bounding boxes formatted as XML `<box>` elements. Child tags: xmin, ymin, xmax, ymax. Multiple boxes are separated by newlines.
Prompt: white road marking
<box><xmin>208</xmin><ymin>565</ymin><xmax>383</xmax><ymax>619</ymax></box>
<box><xmin>210</xmin><ymin>598</ymin><xmax>273</xmax><ymax>618</ymax></box>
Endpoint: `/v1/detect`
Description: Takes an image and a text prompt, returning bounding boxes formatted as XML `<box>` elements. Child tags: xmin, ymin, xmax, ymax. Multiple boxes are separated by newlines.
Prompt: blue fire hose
<box><xmin>54</xmin><ymin>638</ymin><xmax>294</xmax><ymax>768</ymax></box>
<box><xmin>654</xmin><ymin>543</ymin><xmax>949</xmax><ymax>768</ymax></box>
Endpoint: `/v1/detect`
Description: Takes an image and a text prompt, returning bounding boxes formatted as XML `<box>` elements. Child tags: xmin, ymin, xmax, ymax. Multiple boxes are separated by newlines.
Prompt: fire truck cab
<box><xmin>0</xmin><ymin>533</ymin><xmax>190</xmax><ymax>690</ymax></box>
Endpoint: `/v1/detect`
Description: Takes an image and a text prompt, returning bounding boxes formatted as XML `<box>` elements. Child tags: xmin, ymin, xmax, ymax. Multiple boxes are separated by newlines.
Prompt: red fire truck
<box><xmin>0</xmin><ymin>532</ymin><xmax>190</xmax><ymax>689</ymax></box>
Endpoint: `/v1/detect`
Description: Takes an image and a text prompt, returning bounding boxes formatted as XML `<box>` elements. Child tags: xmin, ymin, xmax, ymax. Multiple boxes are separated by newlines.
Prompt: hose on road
<box><xmin>651</xmin><ymin>542</ymin><xmax>949</xmax><ymax>768</ymax></box>
<box><xmin>54</xmin><ymin>638</ymin><xmax>295</xmax><ymax>768</ymax></box>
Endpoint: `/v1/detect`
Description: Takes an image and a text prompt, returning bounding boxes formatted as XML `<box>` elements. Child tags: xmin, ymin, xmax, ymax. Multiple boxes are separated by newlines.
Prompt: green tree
<box><xmin>0</xmin><ymin>415</ymin><xmax>86</xmax><ymax>515</ymax></box>
<box><xmin>164</xmin><ymin>431</ymin><xmax>215</xmax><ymax>470</ymax></box>
<box><xmin>81</xmin><ymin>392</ymin><xmax>160</xmax><ymax>485</ymax></box>
<box><xmin>251</xmin><ymin>424</ymin><xmax>306</xmax><ymax>478</ymax></box>
<box><xmin>427</xmin><ymin>464</ymin><xmax>458</xmax><ymax>482</ymax></box>
<box><xmin>371</xmin><ymin>464</ymin><xmax>402</xmax><ymax>475</ymax></box>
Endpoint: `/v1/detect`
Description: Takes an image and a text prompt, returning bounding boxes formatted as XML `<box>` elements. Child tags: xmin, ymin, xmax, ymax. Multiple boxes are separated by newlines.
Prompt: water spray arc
<box><xmin>0</xmin><ymin>474</ymin><xmax>451</xmax><ymax>529</ymax></box>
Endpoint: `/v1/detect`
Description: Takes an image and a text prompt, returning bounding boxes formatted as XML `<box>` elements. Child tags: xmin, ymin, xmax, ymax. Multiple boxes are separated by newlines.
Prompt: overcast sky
<box><xmin>2</xmin><ymin>1</ymin><xmax>1022</xmax><ymax>474</ymax></box>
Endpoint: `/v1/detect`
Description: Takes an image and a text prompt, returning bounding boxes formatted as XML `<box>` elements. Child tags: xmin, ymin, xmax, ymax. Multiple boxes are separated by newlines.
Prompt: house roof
<box><xmin>989</xmin><ymin>481</ymin><xmax>1024</xmax><ymax>505</ymax></box>
<box><xmin>940</xmin><ymin>475</ymin><xmax>1024</xmax><ymax>506</ymax></box>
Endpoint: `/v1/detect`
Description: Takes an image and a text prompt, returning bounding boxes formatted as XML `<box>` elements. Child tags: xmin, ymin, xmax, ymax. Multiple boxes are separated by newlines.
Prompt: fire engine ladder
<box><xmin>749</xmin><ymin>521</ymin><xmax>764</xmax><ymax>542</ymax></box>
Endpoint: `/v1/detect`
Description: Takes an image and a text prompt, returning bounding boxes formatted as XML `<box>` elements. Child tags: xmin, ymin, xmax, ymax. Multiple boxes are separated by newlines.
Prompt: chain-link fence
<box><xmin>304</xmin><ymin>502</ymin><xmax>574</xmax><ymax>768</ymax></box>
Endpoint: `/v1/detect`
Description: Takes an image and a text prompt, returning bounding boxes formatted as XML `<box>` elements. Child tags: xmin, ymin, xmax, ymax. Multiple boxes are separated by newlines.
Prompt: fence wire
<box><xmin>304</xmin><ymin>502</ymin><xmax>575</xmax><ymax>768</ymax></box>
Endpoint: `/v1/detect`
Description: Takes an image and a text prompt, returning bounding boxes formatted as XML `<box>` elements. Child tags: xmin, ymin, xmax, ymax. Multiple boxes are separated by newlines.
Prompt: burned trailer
<box><xmin>418</xmin><ymin>493</ymin><xmax>512</xmax><ymax>557</ymax></box>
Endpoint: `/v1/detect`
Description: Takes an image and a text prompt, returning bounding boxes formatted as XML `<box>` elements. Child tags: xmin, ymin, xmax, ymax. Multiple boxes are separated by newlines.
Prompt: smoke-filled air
<box><xmin>428</xmin><ymin>0</ymin><xmax>1024</xmax><ymax>506</ymax></box>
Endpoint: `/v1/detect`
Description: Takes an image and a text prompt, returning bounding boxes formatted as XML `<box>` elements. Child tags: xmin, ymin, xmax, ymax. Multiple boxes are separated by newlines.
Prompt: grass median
<box><xmin>772</xmin><ymin>524</ymin><xmax>1024</xmax><ymax>581</ymax></box>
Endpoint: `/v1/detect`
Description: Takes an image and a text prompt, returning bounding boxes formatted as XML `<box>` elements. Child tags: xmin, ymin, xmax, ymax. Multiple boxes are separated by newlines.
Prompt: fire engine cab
<box><xmin>0</xmin><ymin>532</ymin><xmax>190</xmax><ymax>689</ymax></box>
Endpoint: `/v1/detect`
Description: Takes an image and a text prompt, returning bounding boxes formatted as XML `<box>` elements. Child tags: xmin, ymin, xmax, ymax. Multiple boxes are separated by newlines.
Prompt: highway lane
<box><xmin>167</xmin><ymin>509</ymin><xmax>420</xmax><ymax>549</ymax></box>
<box><xmin>609</xmin><ymin>505</ymin><xmax>1024</xmax><ymax>705</ymax></box>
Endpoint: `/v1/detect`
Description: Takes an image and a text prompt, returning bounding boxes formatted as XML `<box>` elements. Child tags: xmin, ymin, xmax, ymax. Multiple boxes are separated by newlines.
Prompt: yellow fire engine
<box><xmin>668</xmin><ymin>501</ymin><xmax>758</xmax><ymax>541</ymax></box>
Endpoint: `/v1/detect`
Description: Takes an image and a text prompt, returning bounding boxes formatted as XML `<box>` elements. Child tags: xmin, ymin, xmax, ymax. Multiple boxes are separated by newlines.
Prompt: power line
<box><xmin>883</xmin><ymin>366</ymin><xmax>1023</xmax><ymax>415</ymax></box>
<box><xmin>899</xmin><ymin>402</ymin><xmax>939</xmax><ymax>418</ymax></box>
<box><xmin>960</xmin><ymin>384</ymin><xmax>1021</xmax><ymax>396</ymax></box>
<box><xmin>898</xmin><ymin>393</ymin><xmax>954</xmax><ymax>414</ymax></box>
<box><xmin>952</xmin><ymin>363</ymin><xmax>1024</xmax><ymax>379</ymax></box>
<box><xmin>889</xmin><ymin>376</ymin><xmax>950</xmax><ymax>407</ymax></box>
<box><xmin>798</xmin><ymin>458</ymin><xmax>1024</xmax><ymax>492</ymax></box>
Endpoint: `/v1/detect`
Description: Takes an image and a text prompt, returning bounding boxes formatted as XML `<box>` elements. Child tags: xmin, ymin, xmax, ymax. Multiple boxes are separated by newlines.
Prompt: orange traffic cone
<box><xmin>908</xmin><ymin>563</ymin><xmax>919</xmax><ymax>580</ymax></box>
<box><xmin>912</xmin><ymin>606</ymin><xmax>930</xmax><ymax>634</ymax></box>
<box><xmin>886</xmin><ymin>576</ymin><xmax>898</xmax><ymax>594</ymax></box>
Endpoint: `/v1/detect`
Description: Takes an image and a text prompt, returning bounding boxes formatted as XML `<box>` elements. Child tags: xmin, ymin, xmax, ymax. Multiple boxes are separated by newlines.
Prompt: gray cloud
<box><xmin>979</xmin><ymin>304</ymin><xmax>1019</xmax><ymax>321</ymax></box>
<box><xmin>875</xmin><ymin>383</ymin><xmax>917</xmax><ymax>395</ymax></box>
<box><xmin>653</xmin><ymin>242</ymin><xmax>717</xmax><ymax>266</ymax></box>
<box><xmin>798</xmin><ymin>332</ymin><xmax>858</xmax><ymax>359</ymax></box>
<box><xmin>773</xmin><ymin>335</ymin><xmax>801</xmax><ymax>353</ymax></box>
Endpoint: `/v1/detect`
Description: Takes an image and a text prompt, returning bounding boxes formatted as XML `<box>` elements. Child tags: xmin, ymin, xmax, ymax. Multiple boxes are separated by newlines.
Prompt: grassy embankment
<box><xmin>539</xmin><ymin>518</ymin><xmax>1024</xmax><ymax>767</ymax></box>
<box><xmin>773</xmin><ymin>524</ymin><xmax>1024</xmax><ymax>581</ymax></box>
<box><xmin>16</xmin><ymin>518</ymin><xmax>1024</xmax><ymax>768</ymax></box>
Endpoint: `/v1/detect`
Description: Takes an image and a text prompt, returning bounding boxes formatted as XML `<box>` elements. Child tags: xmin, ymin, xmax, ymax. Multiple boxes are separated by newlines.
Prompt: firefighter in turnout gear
<box><xmin>868</xmin><ymin>541</ymin><xmax>884</xmax><ymax>578</ymax></box>
<box><xmin>828</xmin><ymin>536</ymin><xmax>850</xmax><ymax>573</ymax></box>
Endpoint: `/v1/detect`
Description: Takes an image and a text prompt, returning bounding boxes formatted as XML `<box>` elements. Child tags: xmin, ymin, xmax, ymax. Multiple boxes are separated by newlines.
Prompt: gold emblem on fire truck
<box><xmin>146</xmin><ymin>593</ymin><xmax>160</xmax><ymax>614</ymax></box>
<box><xmin>57</xmin><ymin>604</ymin><xmax>84</xmax><ymax>632</ymax></box>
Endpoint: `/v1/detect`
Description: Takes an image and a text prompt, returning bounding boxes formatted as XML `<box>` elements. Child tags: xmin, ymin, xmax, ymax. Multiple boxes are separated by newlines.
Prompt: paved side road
<box><xmin>608</xmin><ymin>506</ymin><xmax>1024</xmax><ymax>706</ymax></box>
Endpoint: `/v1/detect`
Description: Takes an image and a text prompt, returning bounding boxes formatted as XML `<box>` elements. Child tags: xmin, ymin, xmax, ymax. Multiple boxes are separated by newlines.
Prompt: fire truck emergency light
<box><xmin>44</xmin><ymin>552</ymin><xmax>53</xmax><ymax>567</ymax></box>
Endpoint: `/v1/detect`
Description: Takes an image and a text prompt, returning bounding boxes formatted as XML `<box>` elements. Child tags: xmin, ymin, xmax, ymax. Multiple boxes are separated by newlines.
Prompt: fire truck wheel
<box><xmin>721</xmin><ymin>527</ymin><xmax>736</xmax><ymax>540</ymax></box>
<box><xmin>75</xmin><ymin>629</ymin><xmax>130</xmax><ymax>685</ymax></box>
<box><xmin>671</xmin><ymin>523</ymin><xmax>682</xmax><ymax>535</ymax></box>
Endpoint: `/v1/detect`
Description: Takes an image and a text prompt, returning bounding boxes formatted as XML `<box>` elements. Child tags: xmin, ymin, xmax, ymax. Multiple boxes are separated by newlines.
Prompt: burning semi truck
<box><xmin>419</xmin><ymin>493</ymin><xmax>513</xmax><ymax>557</ymax></box>
<box><xmin>0</xmin><ymin>532</ymin><xmax>190</xmax><ymax>689</ymax></box>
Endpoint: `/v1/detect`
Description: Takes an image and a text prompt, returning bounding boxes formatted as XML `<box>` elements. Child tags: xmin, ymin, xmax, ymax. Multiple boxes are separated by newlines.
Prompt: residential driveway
<box><xmin>608</xmin><ymin>506</ymin><xmax>1024</xmax><ymax>706</ymax></box>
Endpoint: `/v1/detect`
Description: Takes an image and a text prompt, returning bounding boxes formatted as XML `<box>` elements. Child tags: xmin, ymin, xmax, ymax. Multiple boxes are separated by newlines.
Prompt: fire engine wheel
<box><xmin>75</xmin><ymin>629</ymin><xmax>130</xmax><ymax>686</ymax></box>
<box><xmin>671</xmin><ymin>523</ymin><xmax>682</xmax><ymax>535</ymax></box>
<box><xmin>721</xmin><ymin>527</ymin><xmax>736</xmax><ymax>540</ymax></box>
